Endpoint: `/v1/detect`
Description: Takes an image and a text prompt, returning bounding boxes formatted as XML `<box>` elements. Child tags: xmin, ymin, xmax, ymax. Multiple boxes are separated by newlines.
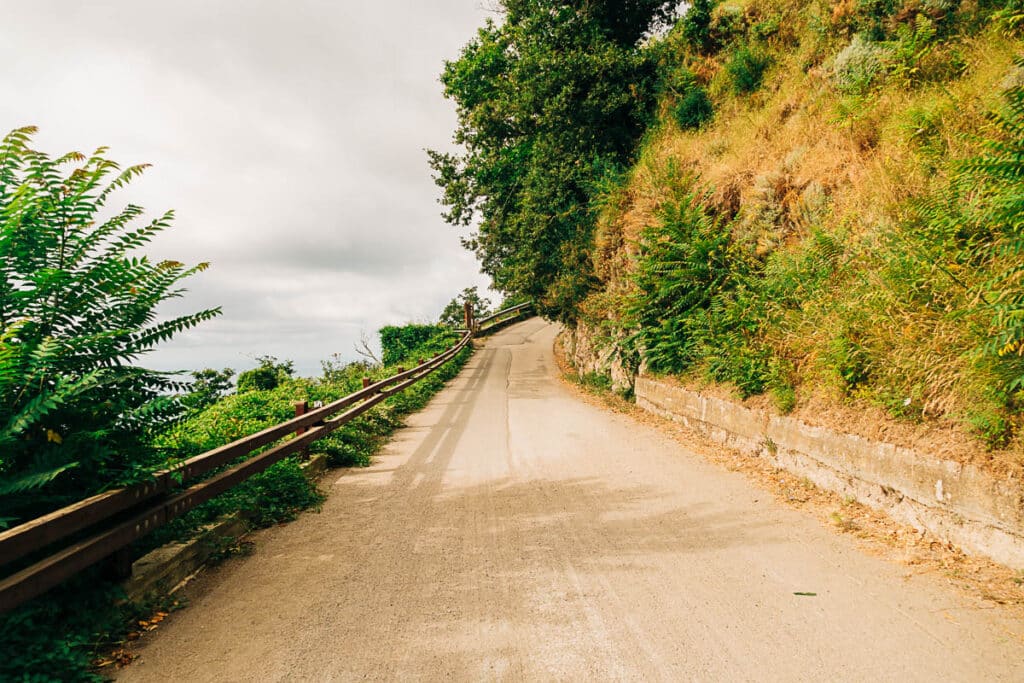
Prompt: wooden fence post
<box><xmin>294</xmin><ymin>401</ymin><xmax>309</xmax><ymax>460</ymax></box>
<box><xmin>362</xmin><ymin>377</ymin><xmax>371</xmax><ymax>389</ymax></box>
<box><xmin>463</xmin><ymin>301</ymin><xmax>474</xmax><ymax>332</ymax></box>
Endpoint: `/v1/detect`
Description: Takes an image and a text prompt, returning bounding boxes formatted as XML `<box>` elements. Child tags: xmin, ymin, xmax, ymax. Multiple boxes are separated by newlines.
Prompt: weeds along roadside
<box><xmin>0</xmin><ymin>325</ymin><xmax>472</xmax><ymax>681</ymax></box>
<box><xmin>575</xmin><ymin>2</ymin><xmax>1024</xmax><ymax>469</ymax></box>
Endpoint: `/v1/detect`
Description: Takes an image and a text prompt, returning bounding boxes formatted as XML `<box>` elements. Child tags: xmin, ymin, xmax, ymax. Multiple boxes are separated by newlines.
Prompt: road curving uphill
<box><xmin>119</xmin><ymin>318</ymin><xmax>1024</xmax><ymax>681</ymax></box>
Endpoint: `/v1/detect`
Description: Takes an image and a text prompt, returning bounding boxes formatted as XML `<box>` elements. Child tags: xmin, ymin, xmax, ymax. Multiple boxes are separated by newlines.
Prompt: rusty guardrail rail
<box><xmin>0</xmin><ymin>303</ymin><xmax>533</xmax><ymax>613</ymax></box>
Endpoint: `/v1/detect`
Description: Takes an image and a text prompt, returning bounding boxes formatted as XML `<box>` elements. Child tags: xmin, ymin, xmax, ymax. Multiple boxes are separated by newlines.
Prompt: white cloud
<box><xmin>0</xmin><ymin>0</ymin><xmax>494</xmax><ymax>376</ymax></box>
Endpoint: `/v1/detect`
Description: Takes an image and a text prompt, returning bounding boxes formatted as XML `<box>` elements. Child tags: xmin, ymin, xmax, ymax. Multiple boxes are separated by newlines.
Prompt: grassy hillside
<box><xmin>569</xmin><ymin>1</ymin><xmax>1024</xmax><ymax>469</ymax></box>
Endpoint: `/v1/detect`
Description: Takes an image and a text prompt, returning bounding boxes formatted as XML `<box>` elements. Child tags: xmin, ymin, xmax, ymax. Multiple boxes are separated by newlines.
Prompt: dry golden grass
<box><xmin>588</xmin><ymin>5</ymin><xmax>1024</xmax><ymax>471</ymax></box>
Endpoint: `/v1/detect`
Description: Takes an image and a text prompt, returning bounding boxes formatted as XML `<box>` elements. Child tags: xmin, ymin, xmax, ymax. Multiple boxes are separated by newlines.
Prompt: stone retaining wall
<box><xmin>636</xmin><ymin>376</ymin><xmax>1024</xmax><ymax>570</ymax></box>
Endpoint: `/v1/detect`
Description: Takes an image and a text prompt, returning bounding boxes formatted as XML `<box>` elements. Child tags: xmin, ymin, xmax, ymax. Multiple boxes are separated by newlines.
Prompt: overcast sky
<box><xmin>0</xmin><ymin>1</ymin><xmax>495</xmax><ymax>376</ymax></box>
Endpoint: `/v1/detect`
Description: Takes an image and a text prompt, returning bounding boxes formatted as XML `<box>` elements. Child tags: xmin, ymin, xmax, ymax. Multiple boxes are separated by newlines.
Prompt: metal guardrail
<box><xmin>474</xmin><ymin>302</ymin><xmax>531</xmax><ymax>329</ymax></box>
<box><xmin>0</xmin><ymin>303</ymin><xmax>533</xmax><ymax>613</ymax></box>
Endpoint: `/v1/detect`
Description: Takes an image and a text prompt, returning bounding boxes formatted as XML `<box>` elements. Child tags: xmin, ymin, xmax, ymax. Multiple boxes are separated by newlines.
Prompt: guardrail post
<box><xmin>0</xmin><ymin>300</ymin><xmax>533</xmax><ymax>614</ymax></box>
<box><xmin>397</xmin><ymin>367</ymin><xmax>405</xmax><ymax>374</ymax></box>
<box><xmin>463</xmin><ymin>301</ymin><xmax>474</xmax><ymax>332</ymax></box>
<box><xmin>294</xmin><ymin>401</ymin><xmax>309</xmax><ymax>459</ymax></box>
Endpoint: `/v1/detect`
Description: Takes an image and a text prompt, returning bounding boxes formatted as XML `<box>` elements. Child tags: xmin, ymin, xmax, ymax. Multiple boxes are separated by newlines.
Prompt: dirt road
<box><xmin>120</xmin><ymin>319</ymin><xmax>1024</xmax><ymax>681</ymax></box>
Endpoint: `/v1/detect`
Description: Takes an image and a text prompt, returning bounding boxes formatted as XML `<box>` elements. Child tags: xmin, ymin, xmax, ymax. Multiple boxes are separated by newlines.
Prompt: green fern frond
<box><xmin>0</xmin><ymin>461</ymin><xmax>79</xmax><ymax>496</ymax></box>
<box><xmin>0</xmin><ymin>127</ymin><xmax>219</xmax><ymax>520</ymax></box>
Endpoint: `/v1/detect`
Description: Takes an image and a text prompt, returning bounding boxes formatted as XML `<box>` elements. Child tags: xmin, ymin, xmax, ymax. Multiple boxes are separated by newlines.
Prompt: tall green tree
<box><xmin>181</xmin><ymin>367</ymin><xmax>235</xmax><ymax>412</ymax></box>
<box><xmin>236</xmin><ymin>356</ymin><xmax>294</xmax><ymax>393</ymax></box>
<box><xmin>429</xmin><ymin>0</ymin><xmax>673</xmax><ymax>321</ymax></box>
<box><xmin>0</xmin><ymin>127</ymin><xmax>220</xmax><ymax>526</ymax></box>
<box><xmin>439</xmin><ymin>286</ymin><xmax>492</xmax><ymax>327</ymax></box>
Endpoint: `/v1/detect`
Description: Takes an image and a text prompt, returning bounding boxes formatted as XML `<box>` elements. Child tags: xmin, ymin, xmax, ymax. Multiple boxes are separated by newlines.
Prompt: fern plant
<box><xmin>958</xmin><ymin>64</ymin><xmax>1024</xmax><ymax>393</ymax></box>
<box><xmin>0</xmin><ymin>127</ymin><xmax>220</xmax><ymax>527</ymax></box>
<box><xmin>626</xmin><ymin>185</ymin><xmax>738</xmax><ymax>374</ymax></box>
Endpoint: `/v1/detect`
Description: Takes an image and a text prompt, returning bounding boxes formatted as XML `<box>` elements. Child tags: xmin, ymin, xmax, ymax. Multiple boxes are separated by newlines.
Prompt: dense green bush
<box><xmin>672</xmin><ymin>80</ymin><xmax>714</xmax><ymax>130</ymax></box>
<box><xmin>726</xmin><ymin>44</ymin><xmax>770</xmax><ymax>94</ymax></box>
<box><xmin>236</xmin><ymin>356</ymin><xmax>294</xmax><ymax>392</ymax></box>
<box><xmin>673</xmin><ymin>87</ymin><xmax>714</xmax><ymax>130</ymax></box>
<box><xmin>0</xmin><ymin>568</ymin><xmax>155</xmax><ymax>681</ymax></box>
<box><xmin>963</xmin><ymin>65</ymin><xmax>1024</xmax><ymax>394</ymax></box>
<box><xmin>0</xmin><ymin>128</ymin><xmax>219</xmax><ymax>528</ymax></box>
<box><xmin>379</xmin><ymin>324</ymin><xmax>452</xmax><ymax>366</ymax></box>
<box><xmin>144</xmin><ymin>458</ymin><xmax>327</xmax><ymax>554</ymax></box>
<box><xmin>627</xmin><ymin>187</ymin><xmax>741</xmax><ymax>374</ymax></box>
<box><xmin>994</xmin><ymin>0</ymin><xmax>1024</xmax><ymax>34</ymax></box>
<box><xmin>852</xmin><ymin>0</ymin><xmax>899</xmax><ymax>40</ymax></box>
<box><xmin>181</xmin><ymin>367</ymin><xmax>235</xmax><ymax>412</ymax></box>
<box><xmin>680</xmin><ymin>0</ymin><xmax>716</xmax><ymax>53</ymax></box>
<box><xmin>627</xmin><ymin>176</ymin><xmax>849</xmax><ymax>401</ymax></box>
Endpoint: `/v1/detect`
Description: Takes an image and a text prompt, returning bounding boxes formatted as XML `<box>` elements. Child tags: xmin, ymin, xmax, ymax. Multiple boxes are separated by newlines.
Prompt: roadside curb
<box><xmin>122</xmin><ymin>453</ymin><xmax>329</xmax><ymax>603</ymax></box>
<box><xmin>636</xmin><ymin>376</ymin><xmax>1024</xmax><ymax>570</ymax></box>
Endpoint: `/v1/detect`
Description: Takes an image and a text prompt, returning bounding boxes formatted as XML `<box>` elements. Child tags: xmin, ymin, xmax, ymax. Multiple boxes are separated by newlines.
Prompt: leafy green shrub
<box><xmin>319</xmin><ymin>412</ymin><xmax>399</xmax><ymax>468</ymax></box>
<box><xmin>726</xmin><ymin>44</ymin><xmax>770</xmax><ymax>94</ymax></box>
<box><xmin>963</xmin><ymin>63</ymin><xmax>1024</xmax><ymax>394</ymax></box>
<box><xmin>994</xmin><ymin>0</ymin><xmax>1024</xmax><ymax>34</ymax></box>
<box><xmin>967</xmin><ymin>409</ymin><xmax>1015</xmax><ymax>450</ymax></box>
<box><xmin>237</xmin><ymin>356</ymin><xmax>294</xmax><ymax>392</ymax></box>
<box><xmin>580</xmin><ymin>371</ymin><xmax>612</xmax><ymax>391</ymax></box>
<box><xmin>149</xmin><ymin>459</ymin><xmax>326</xmax><ymax>546</ymax></box>
<box><xmin>181</xmin><ymin>367</ymin><xmax>235</xmax><ymax>412</ymax></box>
<box><xmin>627</xmin><ymin>177</ymin><xmax>851</xmax><ymax>401</ymax></box>
<box><xmin>771</xmin><ymin>381</ymin><xmax>797</xmax><ymax>414</ymax></box>
<box><xmin>627</xmin><ymin>187</ymin><xmax>737</xmax><ymax>374</ymax></box>
<box><xmin>681</xmin><ymin>0</ymin><xmax>716</xmax><ymax>53</ymax></box>
<box><xmin>886</xmin><ymin>13</ymin><xmax>940</xmax><ymax>85</ymax></box>
<box><xmin>626</xmin><ymin>184</ymin><xmax>774</xmax><ymax>397</ymax></box>
<box><xmin>760</xmin><ymin>230</ymin><xmax>846</xmax><ymax>308</ymax></box>
<box><xmin>826</xmin><ymin>331</ymin><xmax>873</xmax><ymax>393</ymax></box>
<box><xmin>854</xmin><ymin>0</ymin><xmax>899</xmax><ymax>40</ymax></box>
<box><xmin>672</xmin><ymin>82</ymin><xmax>714</xmax><ymax>130</ymax></box>
<box><xmin>220</xmin><ymin>459</ymin><xmax>324</xmax><ymax>528</ymax></box>
<box><xmin>698</xmin><ymin>283</ymin><xmax>773</xmax><ymax>397</ymax></box>
<box><xmin>0</xmin><ymin>128</ymin><xmax>219</xmax><ymax>527</ymax></box>
<box><xmin>379</xmin><ymin>324</ymin><xmax>450</xmax><ymax>365</ymax></box>
<box><xmin>751</xmin><ymin>13</ymin><xmax>783</xmax><ymax>41</ymax></box>
<box><xmin>0</xmin><ymin>568</ymin><xmax>161</xmax><ymax>682</ymax></box>
<box><xmin>709</xmin><ymin>4</ymin><xmax>746</xmax><ymax>46</ymax></box>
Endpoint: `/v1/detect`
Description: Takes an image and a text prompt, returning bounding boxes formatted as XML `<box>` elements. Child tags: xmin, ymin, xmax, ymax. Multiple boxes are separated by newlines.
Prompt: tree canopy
<box><xmin>429</xmin><ymin>0</ymin><xmax>673</xmax><ymax>321</ymax></box>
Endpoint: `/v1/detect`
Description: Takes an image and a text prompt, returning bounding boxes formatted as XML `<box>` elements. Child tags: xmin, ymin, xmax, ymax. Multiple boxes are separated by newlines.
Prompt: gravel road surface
<box><xmin>119</xmin><ymin>318</ymin><xmax>1024</xmax><ymax>681</ymax></box>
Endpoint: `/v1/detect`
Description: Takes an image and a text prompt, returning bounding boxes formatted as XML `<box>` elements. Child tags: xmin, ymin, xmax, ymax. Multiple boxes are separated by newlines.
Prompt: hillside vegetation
<box><xmin>436</xmin><ymin>0</ymin><xmax>1024</xmax><ymax>468</ymax></box>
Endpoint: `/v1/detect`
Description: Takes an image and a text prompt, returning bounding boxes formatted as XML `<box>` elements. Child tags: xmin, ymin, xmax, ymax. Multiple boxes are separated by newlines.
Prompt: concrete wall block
<box><xmin>122</xmin><ymin>452</ymin><xmax>330</xmax><ymax>604</ymax></box>
<box><xmin>636</xmin><ymin>375</ymin><xmax>1024</xmax><ymax>570</ymax></box>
